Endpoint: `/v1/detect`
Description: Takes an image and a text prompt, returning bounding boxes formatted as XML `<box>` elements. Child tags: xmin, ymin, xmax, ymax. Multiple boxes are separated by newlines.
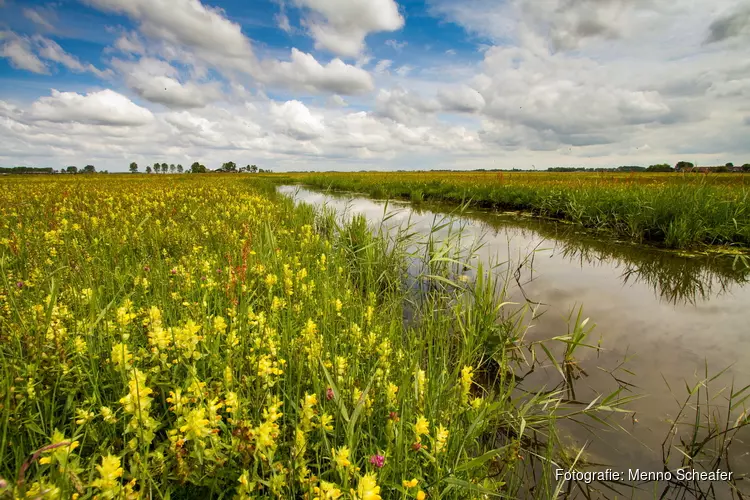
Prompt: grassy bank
<box><xmin>1</xmin><ymin>174</ymin><xmax>636</xmax><ymax>499</ymax></box>
<box><xmin>271</xmin><ymin>172</ymin><xmax>750</xmax><ymax>250</ymax></box>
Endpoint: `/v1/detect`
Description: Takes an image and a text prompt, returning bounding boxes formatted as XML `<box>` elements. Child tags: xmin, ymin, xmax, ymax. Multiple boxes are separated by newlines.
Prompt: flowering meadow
<box><xmin>276</xmin><ymin>171</ymin><xmax>750</xmax><ymax>250</ymax></box>
<box><xmin>0</xmin><ymin>174</ymin><xmax>624</xmax><ymax>499</ymax></box>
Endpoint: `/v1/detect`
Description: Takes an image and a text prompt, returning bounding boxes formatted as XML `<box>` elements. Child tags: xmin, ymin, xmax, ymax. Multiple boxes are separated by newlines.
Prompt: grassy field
<box><xmin>1</xmin><ymin>174</ymin><xmax>640</xmax><ymax>499</ymax></box>
<box><xmin>272</xmin><ymin>171</ymin><xmax>750</xmax><ymax>250</ymax></box>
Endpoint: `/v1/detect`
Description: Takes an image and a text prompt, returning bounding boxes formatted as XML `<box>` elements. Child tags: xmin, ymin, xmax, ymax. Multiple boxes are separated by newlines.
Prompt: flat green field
<box><xmin>274</xmin><ymin>171</ymin><xmax>750</xmax><ymax>250</ymax></box>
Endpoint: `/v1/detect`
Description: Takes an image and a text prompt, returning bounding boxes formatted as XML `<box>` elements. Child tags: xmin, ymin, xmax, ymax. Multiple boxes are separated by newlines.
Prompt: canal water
<box><xmin>278</xmin><ymin>185</ymin><xmax>750</xmax><ymax>496</ymax></box>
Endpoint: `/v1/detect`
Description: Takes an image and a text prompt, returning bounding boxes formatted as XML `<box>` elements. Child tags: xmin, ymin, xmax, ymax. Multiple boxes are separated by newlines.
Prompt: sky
<box><xmin>1</xmin><ymin>0</ymin><xmax>749</xmax><ymax>172</ymax></box>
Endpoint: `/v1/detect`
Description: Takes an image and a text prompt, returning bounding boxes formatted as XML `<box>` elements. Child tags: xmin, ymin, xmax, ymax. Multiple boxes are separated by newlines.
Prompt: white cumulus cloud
<box><xmin>294</xmin><ymin>0</ymin><xmax>404</xmax><ymax>57</ymax></box>
<box><xmin>261</xmin><ymin>48</ymin><xmax>374</xmax><ymax>95</ymax></box>
<box><xmin>270</xmin><ymin>100</ymin><xmax>326</xmax><ymax>140</ymax></box>
<box><xmin>29</xmin><ymin>89</ymin><xmax>155</xmax><ymax>126</ymax></box>
<box><xmin>111</xmin><ymin>57</ymin><xmax>223</xmax><ymax>109</ymax></box>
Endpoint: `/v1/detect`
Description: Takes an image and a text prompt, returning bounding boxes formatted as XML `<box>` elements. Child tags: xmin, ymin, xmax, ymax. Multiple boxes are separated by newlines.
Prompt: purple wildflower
<box><xmin>369</xmin><ymin>454</ymin><xmax>385</xmax><ymax>468</ymax></box>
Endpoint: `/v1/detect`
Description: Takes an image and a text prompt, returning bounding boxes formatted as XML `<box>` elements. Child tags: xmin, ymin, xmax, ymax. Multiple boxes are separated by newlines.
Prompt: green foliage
<box><xmin>647</xmin><ymin>164</ymin><xmax>674</xmax><ymax>172</ymax></box>
<box><xmin>220</xmin><ymin>161</ymin><xmax>238</xmax><ymax>172</ymax></box>
<box><xmin>190</xmin><ymin>162</ymin><xmax>207</xmax><ymax>173</ymax></box>
<box><xmin>0</xmin><ymin>166</ymin><xmax>54</xmax><ymax>174</ymax></box>
<box><xmin>279</xmin><ymin>171</ymin><xmax>750</xmax><ymax>249</ymax></box>
<box><xmin>0</xmin><ymin>175</ymin><xmax>641</xmax><ymax>499</ymax></box>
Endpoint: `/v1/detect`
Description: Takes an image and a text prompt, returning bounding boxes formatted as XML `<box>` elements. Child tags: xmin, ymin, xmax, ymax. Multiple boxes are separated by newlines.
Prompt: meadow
<box><xmin>272</xmin><ymin>171</ymin><xmax>750</xmax><ymax>250</ymax></box>
<box><xmin>0</xmin><ymin>174</ymin><xmax>638</xmax><ymax>499</ymax></box>
<box><xmin>3</xmin><ymin>174</ymin><xmax>748</xmax><ymax>499</ymax></box>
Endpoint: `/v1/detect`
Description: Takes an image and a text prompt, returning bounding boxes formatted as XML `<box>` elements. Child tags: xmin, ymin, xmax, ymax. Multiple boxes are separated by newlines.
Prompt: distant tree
<box><xmin>742</xmin><ymin>164</ymin><xmax>750</xmax><ymax>172</ymax></box>
<box><xmin>221</xmin><ymin>161</ymin><xmax>238</xmax><ymax>173</ymax></box>
<box><xmin>65</xmin><ymin>166</ymin><xmax>78</xmax><ymax>174</ymax></box>
<box><xmin>146</xmin><ymin>165</ymin><xmax>153</xmax><ymax>174</ymax></box>
<box><xmin>83</xmin><ymin>165</ymin><xmax>96</xmax><ymax>174</ymax></box>
<box><xmin>177</xmin><ymin>164</ymin><xmax>183</xmax><ymax>174</ymax></box>
<box><xmin>190</xmin><ymin>162</ymin><xmax>207</xmax><ymax>174</ymax></box>
<box><xmin>169</xmin><ymin>164</ymin><xmax>176</xmax><ymax>174</ymax></box>
<box><xmin>153</xmin><ymin>164</ymin><xmax>160</xmax><ymax>174</ymax></box>
<box><xmin>250</xmin><ymin>164</ymin><xmax>258</xmax><ymax>173</ymax></box>
<box><xmin>726</xmin><ymin>162</ymin><xmax>734</xmax><ymax>168</ymax></box>
<box><xmin>160</xmin><ymin>163</ymin><xmax>168</xmax><ymax>173</ymax></box>
<box><xmin>675</xmin><ymin>161</ymin><xmax>694</xmax><ymax>171</ymax></box>
<box><xmin>129</xmin><ymin>162</ymin><xmax>138</xmax><ymax>173</ymax></box>
<box><xmin>647</xmin><ymin>164</ymin><xmax>674</xmax><ymax>172</ymax></box>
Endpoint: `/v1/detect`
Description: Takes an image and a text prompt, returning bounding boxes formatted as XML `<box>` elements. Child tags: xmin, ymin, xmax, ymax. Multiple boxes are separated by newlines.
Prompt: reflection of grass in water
<box><xmin>551</xmin><ymin>236</ymin><xmax>750</xmax><ymax>305</ymax></box>
<box><xmin>656</xmin><ymin>366</ymin><xmax>750</xmax><ymax>499</ymax></box>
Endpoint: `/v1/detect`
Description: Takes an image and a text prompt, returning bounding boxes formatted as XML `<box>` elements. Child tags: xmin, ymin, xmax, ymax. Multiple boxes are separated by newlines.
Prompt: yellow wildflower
<box><xmin>213</xmin><ymin>316</ymin><xmax>227</xmax><ymax>334</ymax></box>
<box><xmin>75</xmin><ymin>408</ymin><xmax>95</xmax><ymax>425</ymax></box>
<box><xmin>320</xmin><ymin>413</ymin><xmax>334</xmax><ymax>432</ymax></box>
<box><xmin>386</xmin><ymin>382</ymin><xmax>398</xmax><ymax>407</ymax></box>
<box><xmin>180</xmin><ymin>407</ymin><xmax>212</xmax><ymax>442</ymax></box>
<box><xmin>314</xmin><ymin>481</ymin><xmax>343</xmax><ymax>499</ymax></box>
<box><xmin>100</xmin><ymin>406</ymin><xmax>117</xmax><ymax>424</ymax></box>
<box><xmin>460</xmin><ymin>366</ymin><xmax>474</xmax><ymax>405</ymax></box>
<box><xmin>225</xmin><ymin>391</ymin><xmax>239</xmax><ymax>414</ymax></box>
<box><xmin>435</xmin><ymin>425</ymin><xmax>449</xmax><ymax>453</ymax></box>
<box><xmin>414</xmin><ymin>416</ymin><xmax>429</xmax><ymax>442</ymax></box>
<box><xmin>236</xmin><ymin>470</ymin><xmax>255</xmax><ymax>498</ymax></box>
<box><xmin>91</xmin><ymin>454</ymin><xmax>123</xmax><ymax>499</ymax></box>
<box><xmin>403</xmin><ymin>479</ymin><xmax>419</xmax><ymax>488</ymax></box>
<box><xmin>353</xmin><ymin>473</ymin><xmax>381</xmax><ymax>500</ymax></box>
<box><xmin>264</xmin><ymin>273</ymin><xmax>278</xmax><ymax>288</ymax></box>
<box><xmin>332</xmin><ymin>446</ymin><xmax>351</xmax><ymax>469</ymax></box>
<box><xmin>416</xmin><ymin>369</ymin><xmax>426</xmax><ymax>405</ymax></box>
<box><xmin>300</xmin><ymin>392</ymin><xmax>318</xmax><ymax>431</ymax></box>
<box><xmin>110</xmin><ymin>343</ymin><xmax>132</xmax><ymax>367</ymax></box>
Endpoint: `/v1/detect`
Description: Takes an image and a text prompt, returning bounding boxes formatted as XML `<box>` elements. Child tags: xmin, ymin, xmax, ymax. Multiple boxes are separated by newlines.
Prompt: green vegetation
<box><xmin>0</xmin><ymin>175</ymin><xmax>640</xmax><ymax>499</ymax></box>
<box><xmin>0</xmin><ymin>167</ymin><xmax>55</xmax><ymax>174</ymax></box>
<box><xmin>273</xmin><ymin>171</ymin><xmax>750</xmax><ymax>250</ymax></box>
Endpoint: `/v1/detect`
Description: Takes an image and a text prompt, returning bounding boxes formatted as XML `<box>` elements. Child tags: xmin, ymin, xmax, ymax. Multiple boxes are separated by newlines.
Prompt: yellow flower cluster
<box><xmin>0</xmin><ymin>175</ymin><xmax>507</xmax><ymax>499</ymax></box>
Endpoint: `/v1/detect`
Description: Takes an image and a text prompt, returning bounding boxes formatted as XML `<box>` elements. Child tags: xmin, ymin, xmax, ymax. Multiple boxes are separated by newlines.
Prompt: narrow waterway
<box><xmin>279</xmin><ymin>185</ymin><xmax>750</xmax><ymax>496</ymax></box>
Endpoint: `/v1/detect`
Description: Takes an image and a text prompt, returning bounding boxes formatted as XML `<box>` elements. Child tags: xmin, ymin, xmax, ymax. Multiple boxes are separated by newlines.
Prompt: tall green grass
<box><xmin>274</xmin><ymin>172</ymin><xmax>750</xmax><ymax>250</ymax></box>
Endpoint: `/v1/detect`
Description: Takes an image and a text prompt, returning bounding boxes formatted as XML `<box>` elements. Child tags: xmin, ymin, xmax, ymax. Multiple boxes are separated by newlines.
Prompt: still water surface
<box><xmin>278</xmin><ymin>185</ymin><xmax>750</xmax><ymax>493</ymax></box>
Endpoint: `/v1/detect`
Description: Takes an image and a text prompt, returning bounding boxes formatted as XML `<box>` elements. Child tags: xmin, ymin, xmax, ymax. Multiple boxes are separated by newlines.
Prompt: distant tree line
<box><xmin>0</xmin><ymin>166</ymin><xmax>55</xmax><ymax>174</ymax></box>
<box><xmin>547</xmin><ymin>162</ymin><xmax>750</xmax><ymax>173</ymax></box>
<box><xmin>213</xmin><ymin>162</ymin><xmax>271</xmax><ymax>173</ymax></box>
<box><xmin>129</xmin><ymin>161</ymin><xmax>270</xmax><ymax>174</ymax></box>
<box><xmin>0</xmin><ymin>165</ymin><xmax>104</xmax><ymax>174</ymax></box>
<box><xmin>547</xmin><ymin>166</ymin><xmax>649</xmax><ymax>172</ymax></box>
